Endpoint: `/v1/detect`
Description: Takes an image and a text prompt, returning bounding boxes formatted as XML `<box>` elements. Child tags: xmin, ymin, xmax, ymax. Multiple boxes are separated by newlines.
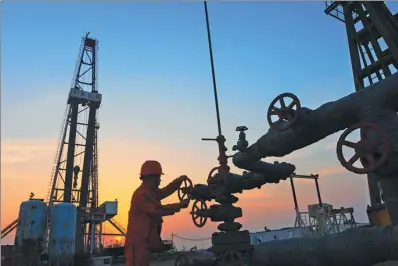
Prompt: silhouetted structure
<box><xmin>325</xmin><ymin>1</ymin><xmax>398</xmax><ymax>207</ymax></box>
<box><xmin>46</xmin><ymin>33</ymin><xmax>103</xmax><ymax>254</ymax></box>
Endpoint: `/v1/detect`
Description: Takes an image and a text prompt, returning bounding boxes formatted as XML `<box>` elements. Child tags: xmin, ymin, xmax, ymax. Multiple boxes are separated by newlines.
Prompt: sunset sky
<box><xmin>2</xmin><ymin>2</ymin><xmax>398</xmax><ymax>248</ymax></box>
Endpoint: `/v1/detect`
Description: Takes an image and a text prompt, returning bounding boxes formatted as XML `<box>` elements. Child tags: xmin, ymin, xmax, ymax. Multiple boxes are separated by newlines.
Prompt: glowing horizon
<box><xmin>2</xmin><ymin>1</ymin><xmax>388</xmax><ymax>247</ymax></box>
<box><xmin>1</xmin><ymin>136</ymin><xmax>370</xmax><ymax>246</ymax></box>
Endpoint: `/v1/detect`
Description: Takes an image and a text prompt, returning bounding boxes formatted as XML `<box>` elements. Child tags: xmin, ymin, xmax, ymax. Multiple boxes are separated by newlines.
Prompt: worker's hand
<box><xmin>179</xmin><ymin>199</ymin><xmax>190</xmax><ymax>209</ymax></box>
<box><xmin>174</xmin><ymin>175</ymin><xmax>189</xmax><ymax>185</ymax></box>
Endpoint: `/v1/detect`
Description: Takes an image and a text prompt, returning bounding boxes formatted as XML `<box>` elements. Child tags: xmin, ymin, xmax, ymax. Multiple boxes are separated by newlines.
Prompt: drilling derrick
<box><xmin>1</xmin><ymin>34</ymin><xmax>124</xmax><ymax>263</ymax></box>
<box><xmin>47</xmin><ymin>33</ymin><xmax>103</xmax><ymax>255</ymax></box>
<box><xmin>325</xmin><ymin>1</ymin><xmax>398</xmax><ymax>219</ymax></box>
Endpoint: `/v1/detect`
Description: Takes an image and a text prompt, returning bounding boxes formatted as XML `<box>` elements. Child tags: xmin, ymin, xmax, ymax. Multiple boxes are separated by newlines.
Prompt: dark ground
<box><xmin>112</xmin><ymin>260</ymin><xmax>398</xmax><ymax>266</ymax></box>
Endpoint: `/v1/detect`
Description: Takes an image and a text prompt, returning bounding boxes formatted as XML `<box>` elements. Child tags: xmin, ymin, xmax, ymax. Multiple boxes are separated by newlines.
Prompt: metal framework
<box><xmin>325</xmin><ymin>1</ymin><xmax>398</xmax><ymax>207</ymax></box>
<box><xmin>1</xmin><ymin>35</ymin><xmax>126</xmax><ymax>263</ymax></box>
<box><xmin>290</xmin><ymin>174</ymin><xmax>356</xmax><ymax>236</ymax></box>
<box><xmin>45</xmin><ymin>33</ymin><xmax>103</xmax><ymax>254</ymax></box>
<box><xmin>47</xmin><ymin>33</ymin><xmax>99</xmax><ymax>207</ymax></box>
<box><xmin>290</xmin><ymin>174</ymin><xmax>320</xmax><ymax>236</ymax></box>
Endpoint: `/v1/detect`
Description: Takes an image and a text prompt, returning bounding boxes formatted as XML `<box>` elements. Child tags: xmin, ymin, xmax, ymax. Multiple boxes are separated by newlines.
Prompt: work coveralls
<box><xmin>125</xmin><ymin>181</ymin><xmax>181</xmax><ymax>266</ymax></box>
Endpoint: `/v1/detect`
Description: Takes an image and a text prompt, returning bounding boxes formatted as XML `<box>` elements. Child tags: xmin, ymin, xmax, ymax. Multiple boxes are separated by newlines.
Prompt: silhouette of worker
<box><xmin>125</xmin><ymin>160</ymin><xmax>190</xmax><ymax>266</ymax></box>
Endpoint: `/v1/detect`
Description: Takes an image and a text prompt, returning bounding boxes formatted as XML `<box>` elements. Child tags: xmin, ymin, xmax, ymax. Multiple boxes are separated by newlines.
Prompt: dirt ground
<box><xmin>112</xmin><ymin>260</ymin><xmax>398</xmax><ymax>266</ymax></box>
<box><xmin>150</xmin><ymin>260</ymin><xmax>176</xmax><ymax>266</ymax></box>
<box><xmin>113</xmin><ymin>259</ymin><xmax>175</xmax><ymax>266</ymax></box>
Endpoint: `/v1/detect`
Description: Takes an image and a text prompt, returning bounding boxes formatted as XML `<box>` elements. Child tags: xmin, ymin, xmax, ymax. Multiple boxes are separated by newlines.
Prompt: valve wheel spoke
<box><xmin>287</xmin><ymin>101</ymin><xmax>296</xmax><ymax>109</ymax></box>
<box><xmin>342</xmin><ymin>140</ymin><xmax>357</xmax><ymax>149</ymax></box>
<box><xmin>347</xmin><ymin>153</ymin><xmax>360</xmax><ymax>165</ymax></box>
<box><xmin>279</xmin><ymin>98</ymin><xmax>286</xmax><ymax>108</ymax></box>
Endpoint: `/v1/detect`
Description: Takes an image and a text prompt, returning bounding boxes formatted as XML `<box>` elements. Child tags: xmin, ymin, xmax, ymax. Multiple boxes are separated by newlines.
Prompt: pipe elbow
<box><xmin>233</xmin><ymin>152</ymin><xmax>295</xmax><ymax>183</ymax></box>
<box><xmin>232</xmin><ymin>151</ymin><xmax>250</xmax><ymax>169</ymax></box>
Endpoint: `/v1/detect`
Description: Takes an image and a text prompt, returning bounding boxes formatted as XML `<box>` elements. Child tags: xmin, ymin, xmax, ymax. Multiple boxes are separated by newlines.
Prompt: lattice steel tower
<box><xmin>47</xmin><ymin>33</ymin><xmax>102</xmax><ymax>253</ymax></box>
<box><xmin>325</xmin><ymin>2</ymin><xmax>398</xmax><ymax>207</ymax></box>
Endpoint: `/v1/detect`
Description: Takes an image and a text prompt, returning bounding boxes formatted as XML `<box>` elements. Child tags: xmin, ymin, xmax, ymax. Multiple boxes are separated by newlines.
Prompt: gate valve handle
<box><xmin>336</xmin><ymin>122</ymin><xmax>390</xmax><ymax>174</ymax></box>
<box><xmin>207</xmin><ymin>167</ymin><xmax>228</xmax><ymax>197</ymax></box>
<box><xmin>178</xmin><ymin>177</ymin><xmax>193</xmax><ymax>201</ymax></box>
<box><xmin>267</xmin><ymin>93</ymin><xmax>301</xmax><ymax>131</ymax></box>
<box><xmin>235</xmin><ymin>126</ymin><xmax>248</xmax><ymax>132</ymax></box>
<box><xmin>177</xmin><ymin>178</ymin><xmax>193</xmax><ymax>201</ymax></box>
<box><xmin>190</xmin><ymin>200</ymin><xmax>209</xmax><ymax>228</ymax></box>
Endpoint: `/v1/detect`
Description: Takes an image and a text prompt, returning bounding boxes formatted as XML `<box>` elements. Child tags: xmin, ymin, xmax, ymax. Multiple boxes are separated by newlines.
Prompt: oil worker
<box><xmin>125</xmin><ymin>160</ymin><xmax>190</xmax><ymax>266</ymax></box>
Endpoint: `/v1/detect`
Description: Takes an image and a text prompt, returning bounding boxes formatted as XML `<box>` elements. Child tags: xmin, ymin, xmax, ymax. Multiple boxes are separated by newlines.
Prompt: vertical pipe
<box><xmin>314</xmin><ymin>176</ymin><xmax>323</xmax><ymax>207</ymax></box>
<box><xmin>289</xmin><ymin>176</ymin><xmax>299</xmax><ymax>211</ymax></box>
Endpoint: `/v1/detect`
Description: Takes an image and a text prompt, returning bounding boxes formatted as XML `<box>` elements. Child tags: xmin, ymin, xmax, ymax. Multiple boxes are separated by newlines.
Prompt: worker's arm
<box><xmin>163</xmin><ymin>203</ymin><xmax>182</xmax><ymax>210</ymax></box>
<box><xmin>164</xmin><ymin>200</ymin><xmax>190</xmax><ymax>210</ymax></box>
<box><xmin>157</xmin><ymin>175</ymin><xmax>189</xmax><ymax>200</ymax></box>
<box><xmin>138</xmin><ymin>191</ymin><xmax>180</xmax><ymax>217</ymax></box>
<box><xmin>157</xmin><ymin>180</ymin><xmax>180</xmax><ymax>200</ymax></box>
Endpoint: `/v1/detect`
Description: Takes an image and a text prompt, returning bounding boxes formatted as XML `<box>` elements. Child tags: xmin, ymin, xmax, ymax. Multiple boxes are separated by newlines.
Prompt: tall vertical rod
<box><xmin>314</xmin><ymin>178</ymin><xmax>323</xmax><ymax>207</ymax></box>
<box><xmin>289</xmin><ymin>176</ymin><xmax>299</xmax><ymax>211</ymax></box>
<box><xmin>204</xmin><ymin>1</ymin><xmax>222</xmax><ymax>136</ymax></box>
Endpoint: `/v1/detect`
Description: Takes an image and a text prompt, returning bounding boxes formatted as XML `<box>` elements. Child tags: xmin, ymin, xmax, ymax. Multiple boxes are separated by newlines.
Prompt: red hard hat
<box><xmin>140</xmin><ymin>160</ymin><xmax>164</xmax><ymax>176</ymax></box>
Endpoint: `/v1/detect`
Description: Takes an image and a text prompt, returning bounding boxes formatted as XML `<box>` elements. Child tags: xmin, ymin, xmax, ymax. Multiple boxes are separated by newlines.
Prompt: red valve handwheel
<box><xmin>178</xmin><ymin>177</ymin><xmax>193</xmax><ymax>201</ymax></box>
<box><xmin>221</xmin><ymin>250</ymin><xmax>243</xmax><ymax>266</ymax></box>
<box><xmin>207</xmin><ymin>167</ymin><xmax>228</xmax><ymax>197</ymax></box>
<box><xmin>190</xmin><ymin>200</ymin><xmax>208</xmax><ymax>228</ymax></box>
<box><xmin>175</xmin><ymin>254</ymin><xmax>191</xmax><ymax>266</ymax></box>
<box><xmin>267</xmin><ymin>92</ymin><xmax>301</xmax><ymax>131</ymax></box>
<box><xmin>336</xmin><ymin>122</ymin><xmax>390</xmax><ymax>174</ymax></box>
